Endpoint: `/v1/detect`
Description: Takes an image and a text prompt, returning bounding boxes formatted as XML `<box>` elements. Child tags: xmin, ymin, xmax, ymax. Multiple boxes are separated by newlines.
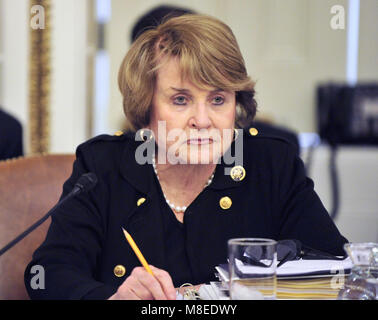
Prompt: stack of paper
<box><xmin>212</xmin><ymin>258</ymin><xmax>352</xmax><ymax>300</ymax></box>
<box><xmin>276</xmin><ymin>276</ymin><xmax>345</xmax><ymax>300</ymax></box>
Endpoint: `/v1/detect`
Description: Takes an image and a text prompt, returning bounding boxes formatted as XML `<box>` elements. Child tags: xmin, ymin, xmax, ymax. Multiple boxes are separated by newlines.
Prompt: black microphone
<box><xmin>0</xmin><ymin>173</ymin><xmax>98</xmax><ymax>257</ymax></box>
<box><xmin>71</xmin><ymin>172</ymin><xmax>98</xmax><ymax>194</ymax></box>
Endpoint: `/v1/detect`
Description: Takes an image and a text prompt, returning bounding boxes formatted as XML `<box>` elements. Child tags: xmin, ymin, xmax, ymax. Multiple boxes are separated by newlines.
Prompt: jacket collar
<box><xmin>119</xmin><ymin>133</ymin><xmax>246</xmax><ymax>193</ymax></box>
<box><xmin>119</xmin><ymin>134</ymin><xmax>155</xmax><ymax>195</ymax></box>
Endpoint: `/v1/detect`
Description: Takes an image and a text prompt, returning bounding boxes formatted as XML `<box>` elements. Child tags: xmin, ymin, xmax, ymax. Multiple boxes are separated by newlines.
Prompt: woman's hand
<box><xmin>108</xmin><ymin>265</ymin><xmax>177</xmax><ymax>300</ymax></box>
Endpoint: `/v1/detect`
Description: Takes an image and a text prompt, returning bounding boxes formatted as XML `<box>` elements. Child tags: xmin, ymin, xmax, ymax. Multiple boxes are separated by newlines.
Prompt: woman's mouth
<box><xmin>187</xmin><ymin>138</ymin><xmax>213</xmax><ymax>145</ymax></box>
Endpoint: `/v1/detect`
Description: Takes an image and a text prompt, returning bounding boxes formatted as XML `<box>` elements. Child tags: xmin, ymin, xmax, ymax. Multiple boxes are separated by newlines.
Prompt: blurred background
<box><xmin>0</xmin><ymin>0</ymin><xmax>377</xmax><ymax>242</ymax></box>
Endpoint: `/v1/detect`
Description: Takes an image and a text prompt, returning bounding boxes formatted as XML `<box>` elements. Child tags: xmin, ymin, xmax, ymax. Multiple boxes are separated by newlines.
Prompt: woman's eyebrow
<box><xmin>169</xmin><ymin>87</ymin><xmax>191</xmax><ymax>93</ymax></box>
<box><xmin>210</xmin><ymin>88</ymin><xmax>225</xmax><ymax>94</ymax></box>
<box><xmin>169</xmin><ymin>87</ymin><xmax>225</xmax><ymax>93</ymax></box>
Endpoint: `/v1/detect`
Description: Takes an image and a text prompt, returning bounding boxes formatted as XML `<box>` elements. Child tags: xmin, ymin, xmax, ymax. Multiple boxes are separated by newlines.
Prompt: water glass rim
<box><xmin>228</xmin><ymin>238</ymin><xmax>277</xmax><ymax>246</ymax></box>
<box><xmin>344</xmin><ymin>242</ymin><xmax>378</xmax><ymax>250</ymax></box>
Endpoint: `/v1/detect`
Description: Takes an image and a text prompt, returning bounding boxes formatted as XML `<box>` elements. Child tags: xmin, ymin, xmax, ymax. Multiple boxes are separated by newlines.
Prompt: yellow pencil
<box><xmin>122</xmin><ymin>228</ymin><xmax>154</xmax><ymax>276</ymax></box>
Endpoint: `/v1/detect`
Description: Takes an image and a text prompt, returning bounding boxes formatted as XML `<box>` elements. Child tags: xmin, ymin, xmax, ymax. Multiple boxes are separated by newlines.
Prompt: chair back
<box><xmin>0</xmin><ymin>154</ymin><xmax>75</xmax><ymax>299</ymax></box>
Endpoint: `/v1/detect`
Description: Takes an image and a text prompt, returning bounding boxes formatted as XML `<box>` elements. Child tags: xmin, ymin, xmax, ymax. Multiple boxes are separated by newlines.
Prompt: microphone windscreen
<box><xmin>75</xmin><ymin>173</ymin><xmax>98</xmax><ymax>192</ymax></box>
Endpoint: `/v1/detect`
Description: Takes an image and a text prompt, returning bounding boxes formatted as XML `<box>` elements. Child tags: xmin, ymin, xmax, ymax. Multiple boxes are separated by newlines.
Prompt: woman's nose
<box><xmin>188</xmin><ymin>103</ymin><xmax>212</xmax><ymax>129</ymax></box>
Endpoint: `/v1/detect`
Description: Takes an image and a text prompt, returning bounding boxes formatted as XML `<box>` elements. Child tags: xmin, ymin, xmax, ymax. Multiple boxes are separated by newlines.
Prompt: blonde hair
<box><xmin>118</xmin><ymin>14</ymin><xmax>257</xmax><ymax>131</ymax></box>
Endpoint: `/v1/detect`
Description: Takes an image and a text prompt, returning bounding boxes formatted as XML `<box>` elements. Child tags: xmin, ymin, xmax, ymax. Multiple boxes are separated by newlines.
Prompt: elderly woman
<box><xmin>25</xmin><ymin>14</ymin><xmax>347</xmax><ymax>300</ymax></box>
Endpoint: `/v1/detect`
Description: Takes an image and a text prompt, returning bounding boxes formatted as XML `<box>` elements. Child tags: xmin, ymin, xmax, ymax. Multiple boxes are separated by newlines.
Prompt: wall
<box><xmin>1</xmin><ymin>0</ymin><xmax>29</xmax><ymax>152</ymax></box>
<box><xmin>358</xmin><ymin>0</ymin><xmax>378</xmax><ymax>81</ymax></box>
<box><xmin>302</xmin><ymin>146</ymin><xmax>378</xmax><ymax>243</ymax></box>
<box><xmin>49</xmin><ymin>0</ymin><xmax>90</xmax><ymax>153</ymax></box>
<box><xmin>0</xmin><ymin>0</ymin><xmax>90</xmax><ymax>154</ymax></box>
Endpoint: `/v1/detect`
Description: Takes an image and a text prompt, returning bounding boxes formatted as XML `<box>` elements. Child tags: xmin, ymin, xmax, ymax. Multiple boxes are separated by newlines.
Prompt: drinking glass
<box><xmin>338</xmin><ymin>242</ymin><xmax>378</xmax><ymax>300</ymax></box>
<box><xmin>228</xmin><ymin>238</ymin><xmax>277</xmax><ymax>300</ymax></box>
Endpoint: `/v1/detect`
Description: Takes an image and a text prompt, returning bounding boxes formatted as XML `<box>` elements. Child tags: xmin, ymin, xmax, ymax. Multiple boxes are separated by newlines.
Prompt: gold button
<box><xmin>249</xmin><ymin>127</ymin><xmax>258</xmax><ymax>136</ymax></box>
<box><xmin>219</xmin><ymin>196</ymin><xmax>232</xmax><ymax>210</ymax></box>
<box><xmin>114</xmin><ymin>265</ymin><xmax>126</xmax><ymax>277</ymax></box>
<box><xmin>230</xmin><ymin>165</ymin><xmax>246</xmax><ymax>182</ymax></box>
<box><xmin>137</xmin><ymin>197</ymin><xmax>146</xmax><ymax>206</ymax></box>
<box><xmin>114</xmin><ymin>130</ymin><xmax>124</xmax><ymax>136</ymax></box>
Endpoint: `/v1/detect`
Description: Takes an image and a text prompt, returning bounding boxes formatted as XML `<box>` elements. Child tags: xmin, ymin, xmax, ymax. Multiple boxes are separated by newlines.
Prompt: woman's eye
<box><xmin>212</xmin><ymin>96</ymin><xmax>224</xmax><ymax>105</ymax></box>
<box><xmin>173</xmin><ymin>96</ymin><xmax>187</xmax><ymax>105</ymax></box>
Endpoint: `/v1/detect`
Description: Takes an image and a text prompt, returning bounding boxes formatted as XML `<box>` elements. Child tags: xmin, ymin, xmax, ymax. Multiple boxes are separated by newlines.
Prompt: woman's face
<box><xmin>149</xmin><ymin>58</ymin><xmax>236</xmax><ymax>165</ymax></box>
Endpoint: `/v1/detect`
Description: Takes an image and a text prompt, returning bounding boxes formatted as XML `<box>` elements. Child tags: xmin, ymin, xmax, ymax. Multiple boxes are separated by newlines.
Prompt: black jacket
<box><xmin>24</xmin><ymin>127</ymin><xmax>348</xmax><ymax>299</ymax></box>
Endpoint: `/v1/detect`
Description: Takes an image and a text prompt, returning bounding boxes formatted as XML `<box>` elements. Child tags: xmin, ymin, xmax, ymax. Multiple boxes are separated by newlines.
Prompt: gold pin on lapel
<box><xmin>230</xmin><ymin>165</ymin><xmax>246</xmax><ymax>182</ymax></box>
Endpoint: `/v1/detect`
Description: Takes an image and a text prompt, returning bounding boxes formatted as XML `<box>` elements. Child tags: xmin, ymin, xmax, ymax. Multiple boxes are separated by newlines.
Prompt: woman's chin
<box><xmin>170</xmin><ymin>145</ymin><xmax>222</xmax><ymax>165</ymax></box>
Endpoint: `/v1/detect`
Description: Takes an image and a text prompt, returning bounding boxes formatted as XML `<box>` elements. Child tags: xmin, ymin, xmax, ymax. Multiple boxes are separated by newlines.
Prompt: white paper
<box><xmin>277</xmin><ymin>257</ymin><xmax>352</xmax><ymax>277</ymax></box>
<box><xmin>216</xmin><ymin>257</ymin><xmax>352</xmax><ymax>281</ymax></box>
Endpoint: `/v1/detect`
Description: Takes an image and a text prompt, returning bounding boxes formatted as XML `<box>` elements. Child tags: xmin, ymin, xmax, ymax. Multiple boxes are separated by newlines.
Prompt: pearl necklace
<box><xmin>152</xmin><ymin>156</ymin><xmax>215</xmax><ymax>213</ymax></box>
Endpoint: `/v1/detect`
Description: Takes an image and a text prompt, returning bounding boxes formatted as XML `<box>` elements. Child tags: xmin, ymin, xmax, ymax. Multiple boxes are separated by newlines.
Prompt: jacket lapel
<box><xmin>122</xmin><ymin>191</ymin><xmax>166</xmax><ymax>270</ymax></box>
<box><xmin>118</xmin><ymin>136</ymin><xmax>166</xmax><ymax>269</ymax></box>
